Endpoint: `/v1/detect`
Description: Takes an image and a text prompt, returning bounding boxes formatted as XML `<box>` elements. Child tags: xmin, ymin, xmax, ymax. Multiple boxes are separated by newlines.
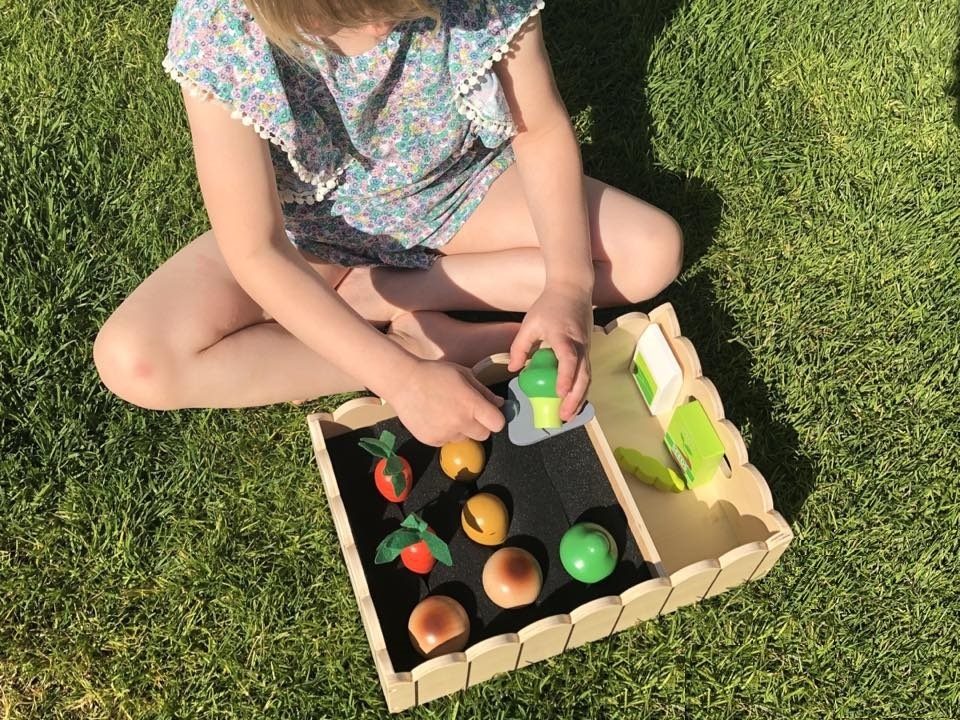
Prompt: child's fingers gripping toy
<box><xmin>506</xmin><ymin>347</ymin><xmax>596</xmax><ymax>446</ymax></box>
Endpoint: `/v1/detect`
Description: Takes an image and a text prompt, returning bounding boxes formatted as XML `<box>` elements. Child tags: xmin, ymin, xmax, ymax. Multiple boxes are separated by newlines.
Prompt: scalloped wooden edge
<box><xmin>306</xmin><ymin>303</ymin><xmax>794</xmax><ymax>712</ymax></box>
<box><xmin>593</xmin><ymin>304</ymin><xmax>793</xmax><ymax>557</ymax></box>
<box><xmin>594</xmin><ymin>303</ymin><xmax>793</xmax><ymax>537</ymax></box>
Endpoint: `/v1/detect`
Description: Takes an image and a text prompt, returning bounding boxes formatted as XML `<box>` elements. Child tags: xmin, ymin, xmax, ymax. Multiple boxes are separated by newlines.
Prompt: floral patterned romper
<box><xmin>163</xmin><ymin>0</ymin><xmax>546</xmax><ymax>268</ymax></box>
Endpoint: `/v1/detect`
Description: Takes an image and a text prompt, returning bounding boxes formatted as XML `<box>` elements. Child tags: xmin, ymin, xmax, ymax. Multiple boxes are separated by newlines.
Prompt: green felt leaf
<box><xmin>358</xmin><ymin>438</ymin><xmax>389</xmax><ymax>459</ymax></box>
<box><xmin>379</xmin><ymin>430</ymin><xmax>396</xmax><ymax>453</ymax></box>
<box><xmin>422</xmin><ymin>531</ymin><xmax>453</xmax><ymax>566</ymax></box>
<box><xmin>400</xmin><ymin>513</ymin><xmax>427</xmax><ymax>533</ymax></box>
<box><xmin>388</xmin><ymin>469</ymin><xmax>405</xmax><ymax>496</ymax></box>
<box><xmin>384</xmin><ymin>456</ymin><xmax>402</xmax><ymax>475</ymax></box>
<box><xmin>374</xmin><ymin>528</ymin><xmax>420</xmax><ymax>564</ymax></box>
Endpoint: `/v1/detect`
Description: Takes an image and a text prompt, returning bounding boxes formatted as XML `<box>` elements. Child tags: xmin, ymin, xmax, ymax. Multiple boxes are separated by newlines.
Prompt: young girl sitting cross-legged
<box><xmin>93</xmin><ymin>0</ymin><xmax>683</xmax><ymax>446</ymax></box>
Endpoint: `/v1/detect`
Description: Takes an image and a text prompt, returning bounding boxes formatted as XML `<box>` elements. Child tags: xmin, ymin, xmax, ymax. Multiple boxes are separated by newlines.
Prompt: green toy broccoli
<box><xmin>518</xmin><ymin>348</ymin><xmax>562</xmax><ymax>428</ymax></box>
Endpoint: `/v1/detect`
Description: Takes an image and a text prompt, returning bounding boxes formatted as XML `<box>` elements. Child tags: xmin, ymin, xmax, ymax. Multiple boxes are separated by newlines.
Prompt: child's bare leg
<box><xmin>95</xmin><ymin>168</ymin><xmax>679</xmax><ymax>409</ymax></box>
<box><xmin>336</xmin><ymin>170</ymin><xmax>683</xmax><ymax>324</ymax></box>
<box><xmin>93</xmin><ymin>232</ymin><xmax>518</xmax><ymax>409</ymax></box>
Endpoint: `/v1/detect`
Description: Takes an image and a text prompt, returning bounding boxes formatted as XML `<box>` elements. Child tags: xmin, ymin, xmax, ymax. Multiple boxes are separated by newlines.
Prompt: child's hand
<box><xmin>385</xmin><ymin>359</ymin><xmax>506</xmax><ymax>446</ymax></box>
<box><xmin>508</xmin><ymin>284</ymin><xmax>593</xmax><ymax>422</ymax></box>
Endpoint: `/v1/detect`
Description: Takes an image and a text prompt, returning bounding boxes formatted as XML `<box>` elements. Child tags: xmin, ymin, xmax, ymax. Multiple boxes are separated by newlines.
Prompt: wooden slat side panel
<box><xmin>330</xmin><ymin>396</ymin><xmax>396</xmax><ymax>429</ymax></box>
<box><xmin>614</xmin><ymin>578</ymin><xmax>672</xmax><ymax>632</ymax></box>
<box><xmin>601</xmin><ymin>311</ymin><xmax>652</xmax><ymax>339</ymax></box>
<box><xmin>340</xmin><ymin>542</ymin><xmax>371</xmax><ymax>601</ymax></box>
<box><xmin>517</xmin><ymin>616</ymin><xmax>573</xmax><ymax>667</ymax></box>
<box><xmin>666</xmin><ymin>335</ymin><xmax>702</xmax><ymax>384</ymax></box>
<box><xmin>567</xmin><ymin>598</ymin><xmax>623</xmax><ymax>650</ymax></box>
<box><xmin>326</xmin><ymin>493</ymin><xmax>357</xmax><ymax>554</ymax></box>
<box><xmin>685</xmin><ymin>377</ymin><xmax>726</xmax><ymax>430</ymax></box>
<box><xmin>750</xmin><ymin>531</ymin><xmax>794</xmax><ymax>581</ymax></box>
<box><xmin>646</xmin><ymin>303</ymin><xmax>680</xmax><ymax>338</ymax></box>
<box><xmin>375</xmin><ymin>650</ymin><xmax>415</xmax><ymax>714</ymax></box>
<box><xmin>357</xmin><ymin>595</ymin><xmax>390</xmax><ymax>666</ymax></box>
<box><xmin>713</xmin><ymin>418</ymin><xmax>750</xmax><ymax>469</ymax></box>
<box><xmin>705</xmin><ymin>543</ymin><xmax>769</xmax><ymax>598</ymax></box>
<box><xmin>719</xmin><ymin>464</ymin><xmax>782</xmax><ymax>536</ymax></box>
<box><xmin>309</xmin><ymin>398</ymin><xmax>397</xmax><ymax>440</ymax></box>
<box><xmin>412</xmin><ymin>655</ymin><xmax>469</xmax><ymax>705</ymax></box>
<box><xmin>661</xmin><ymin>562</ymin><xmax>722</xmax><ymax>614</ymax></box>
<box><xmin>384</xmin><ymin>684</ymin><xmax>416</xmax><ymax>715</ymax></box>
<box><xmin>465</xmin><ymin>635</ymin><xmax>521</xmax><ymax>686</ymax></box>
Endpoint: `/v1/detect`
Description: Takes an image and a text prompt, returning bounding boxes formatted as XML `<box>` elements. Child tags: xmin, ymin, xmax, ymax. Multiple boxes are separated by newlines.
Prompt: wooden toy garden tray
<box><xmin>307</xmin><ymin>303</ymin><xmax>793</xmax><ymax>712</ymax></box>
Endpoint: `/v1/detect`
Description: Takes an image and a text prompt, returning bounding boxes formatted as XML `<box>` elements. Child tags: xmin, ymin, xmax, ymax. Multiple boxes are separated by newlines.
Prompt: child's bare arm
<box><xmin>495</xmin><ymin>17</ymin><xmax>594</xmax><ymax>419</ymax></box>
<box><xmin>181</xmin><ymin>90</ymin><xmax>503</xmax><ymax>443</ymax></box>
<box><xmin>182</xmin><ymin>88</ymin><xmax>418</xmax><ymax>400</ymax></box>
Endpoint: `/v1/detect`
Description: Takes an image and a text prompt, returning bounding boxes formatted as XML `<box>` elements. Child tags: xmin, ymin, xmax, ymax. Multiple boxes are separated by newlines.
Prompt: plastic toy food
<box><xmin>664</xmin><ymin>400</ymin><xmax>725</xmax><ymax>489</ymax></box>
<box><xmin>518</xmin><ymin>348</ymin><xmax>562</xmax><ymax>429</ymax></box>
<box><xmin>482</xmin><ymin>547</ymin><xmax>542</xmax><ymax>608</ymax></box>
<box><xmin>408</xmin><ymin>595</ymin><xmax>470</xmax><ymax>659</ymax></box>
<box><xmin>358</xmin><ymin>430</ymin><xmax>412</xmax><ymax>502</ymax></box>
<box><xmin>439</xmin><ymin>439</ymin><xmax>486</xmax><ymax>482</ymax></box>
<box><xmin>614</xmin><ymin>447</ymin><xmax>685</xmax><ymax>493</ymax></box>
<box><xmin>375</xmin><ymin>513</ymin><xmax>453</xmax><ymax>575</ymax></box>
<box><xmin>461</xmin><ymin>493</ymin><xmax>509</xmax><ymax>546</ymax></box>
<box><xmin>559</xmin><ymin>522</ymin><xmax>618</xmax><ymax>584</ymax></box>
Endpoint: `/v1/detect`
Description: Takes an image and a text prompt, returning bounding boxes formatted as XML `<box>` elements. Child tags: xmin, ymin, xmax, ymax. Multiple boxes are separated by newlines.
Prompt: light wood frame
<box><xmin>307</xmin><ymin>303</ymin><xmax>793</xmax><ymax>713</ymax></box>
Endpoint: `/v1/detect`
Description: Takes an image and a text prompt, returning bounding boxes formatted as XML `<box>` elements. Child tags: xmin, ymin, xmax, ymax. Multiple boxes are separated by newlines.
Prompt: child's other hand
<box><xmin>508</xmin><ymin>284</ymin><xmax>593</xmax><ymax>422</ymax></box>
<box><xmin>386</xmin><ymin>359</ymin><xmax>506</xmax><ymax>446</ymax></box>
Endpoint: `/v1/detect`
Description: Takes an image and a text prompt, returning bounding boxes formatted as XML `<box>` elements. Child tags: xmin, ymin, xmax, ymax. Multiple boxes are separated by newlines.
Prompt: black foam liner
<box><xmin>324</xmin><ymin>383</ymin><xmax>653</xmax><ymax>672</ymax></box>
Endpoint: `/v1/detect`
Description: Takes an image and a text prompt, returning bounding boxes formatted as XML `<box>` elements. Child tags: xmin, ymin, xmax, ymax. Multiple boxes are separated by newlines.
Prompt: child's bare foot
<box><xmin>387</xmin><ymin>311</ymin><xmax>520</xmax><ymax>367</ymax></box>
<box><xmin>291</xmin><ymin>312</ymin><xmax>517</xmax><ymax>405</ymax></box>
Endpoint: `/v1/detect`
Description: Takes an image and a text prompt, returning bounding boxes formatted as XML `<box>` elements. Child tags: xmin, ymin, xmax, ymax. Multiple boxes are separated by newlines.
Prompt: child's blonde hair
<box><xmin>245</xmin><ymin>0</ymin><xmax>439</xmax><ymax>56</ymax></box>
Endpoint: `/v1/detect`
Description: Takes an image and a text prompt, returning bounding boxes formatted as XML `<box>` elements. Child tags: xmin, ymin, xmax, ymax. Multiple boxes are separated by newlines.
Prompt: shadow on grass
<box><xmin>449</xmin><ymin>0</ymin><xmax>815</xmax><ymax>524</ymax></box>
<box><xmin>563</xmin><ymin>0</ymin><xmax>813</xmax><ymax>524</ymax></box>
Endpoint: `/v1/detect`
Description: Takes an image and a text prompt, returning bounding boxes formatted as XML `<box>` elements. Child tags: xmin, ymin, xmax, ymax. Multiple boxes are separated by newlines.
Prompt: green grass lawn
<box><xmin>3</xmin><ymin>0</ymin><xmax>959</xmax><ymax>716</ymax></box>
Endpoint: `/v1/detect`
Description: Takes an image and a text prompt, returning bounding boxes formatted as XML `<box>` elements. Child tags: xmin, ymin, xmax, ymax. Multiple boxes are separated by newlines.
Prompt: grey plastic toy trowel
<box><xmin>504</xmin><ymin>377</ymin><xmax>595</xmax><ymax>446</ymax></box>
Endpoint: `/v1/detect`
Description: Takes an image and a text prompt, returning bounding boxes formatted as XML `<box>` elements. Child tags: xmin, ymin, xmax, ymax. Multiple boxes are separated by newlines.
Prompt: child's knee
<box><xmin>93</xmin><ymin>318</ymin><xmax>181</xmax><ymax>410</ymax></box>
<box><xmin>659</xmin><ymin>213</ymin><xmax>684</xmax><ymax>285</ymax></box>
<box><xmin>617</xmin><ymin>210</ymin><xmax>683</xmax><ymax>302</ymax></box>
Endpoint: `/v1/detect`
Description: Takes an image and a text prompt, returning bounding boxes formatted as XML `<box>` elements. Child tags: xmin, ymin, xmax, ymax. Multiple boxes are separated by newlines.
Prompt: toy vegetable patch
<box><xmin>518</xmin><ymin>348</ymin><xmax>562</xmax><ymax>428</ymax></box>
<box><xmin>375</xmin><ymin>513</ymin><xmax>453</xmax><ymax>575</ymax></box>
<box><xmin>359</xmin><ymin>430</ymin><xmax>413</xmax><ymax>502</ymax></box>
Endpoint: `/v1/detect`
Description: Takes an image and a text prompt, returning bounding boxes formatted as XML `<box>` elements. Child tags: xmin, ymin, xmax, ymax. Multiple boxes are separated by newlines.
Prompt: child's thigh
<box><xmin>96</xmin><ymin>230</ymin><xmax>345</xmax><ymax>356</ymax></box>
<box><xmin>444</xmin><ymin>165</ymin><xmax>682</xmax><ymax>267</ymax></box>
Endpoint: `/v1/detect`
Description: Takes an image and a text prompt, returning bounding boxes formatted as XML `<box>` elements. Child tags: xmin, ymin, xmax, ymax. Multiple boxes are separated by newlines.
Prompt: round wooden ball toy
<box><xmin>461</xmin><ymin>493</ymin><xmax>509</xmax><ymax>546</ymax></box>
<box><xmin>560</xmin><ymin>522</ymin><xmax>619</xmax><ymax>584</ymax></box>
<box><xmin>482</xmin><ymin>547</ymin><xmax>543</xmax><ymax>608</ymax></box>
<box><xmin>439</xmin><ymin>439</ymin><xmax>485</xmax><ymax>482</ymax></box>
<box><xmin>408</xmin><ymin>595</ymin><xmax>470</xmax><ymax>659</ymax></box>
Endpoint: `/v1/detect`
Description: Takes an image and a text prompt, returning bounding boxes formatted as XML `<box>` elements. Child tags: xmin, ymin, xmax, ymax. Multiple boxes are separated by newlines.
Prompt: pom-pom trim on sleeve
<box><xmin>451</xmin><ymin>0</ymin><xmax>545</xmax><ymax>143</ymax></box>
<box><xmin>162</xmin><ymin>57</ymin><xmax>344</xmax><ymax>203</ymax></box>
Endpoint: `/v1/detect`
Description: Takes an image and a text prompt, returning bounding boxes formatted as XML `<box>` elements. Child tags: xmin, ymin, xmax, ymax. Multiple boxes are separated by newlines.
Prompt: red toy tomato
<box><xmin>359</xmin><ymin>430</ymin><xmax>414</xmax><ymax>504</ymax></box>
<box><xmin>374</xmin><ymin>456</ymin><xmax>412</xmax><ymax>502</ymax></box>
<box><xmin>375</xmin><ymin>513</ymin><xmax>454</xmax><ymax>576</ymax></box>
<box><xmin>401</xmin><ymin>536</ymin><xmax>436</xmax><ymax>574</ymax></box>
